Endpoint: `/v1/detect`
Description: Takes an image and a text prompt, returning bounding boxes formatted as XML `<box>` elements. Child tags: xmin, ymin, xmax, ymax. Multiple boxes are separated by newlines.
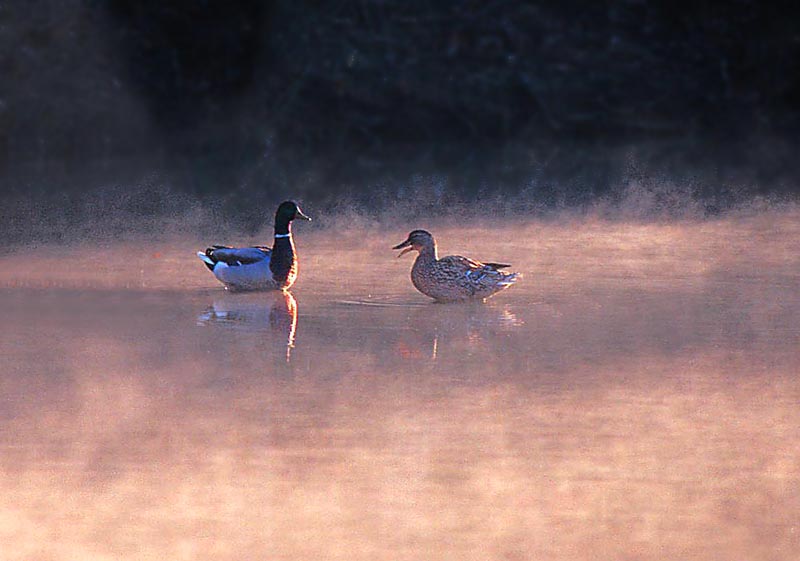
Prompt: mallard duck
<box><xmin>198</xmin><ymin>201</ymin><xmax>311</xmax><ymax>291</ymax></box>
<box><xmin>393</xmin><ymin>229</ymin><xmax>519</xmax><ymax>302</ymax></box>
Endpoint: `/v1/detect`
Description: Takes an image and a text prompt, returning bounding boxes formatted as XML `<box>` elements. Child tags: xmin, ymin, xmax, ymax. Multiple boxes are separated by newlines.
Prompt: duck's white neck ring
<box><xmin>274</xmin><ymin>233</ymin><xmax>292</xmax><ymax>239</ymax></box>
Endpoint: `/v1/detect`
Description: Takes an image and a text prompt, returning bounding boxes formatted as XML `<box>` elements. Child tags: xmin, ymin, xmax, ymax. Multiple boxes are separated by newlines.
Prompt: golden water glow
<box><xmin>0</xmin><ymin>210</ymin><xmax>798</xmax><ymax>560</ymax></box>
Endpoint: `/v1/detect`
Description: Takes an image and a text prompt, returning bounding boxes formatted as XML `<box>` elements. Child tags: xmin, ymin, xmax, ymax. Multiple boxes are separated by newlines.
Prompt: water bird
<box><xmin>198</xmin><ymin>201</ymin><xmax>311</xmax><ymax>291</ymax></box>
<box><xmin>393</xmin><ymin>229</ymin><xmax>519</xmax><ymax>302</ymax></box>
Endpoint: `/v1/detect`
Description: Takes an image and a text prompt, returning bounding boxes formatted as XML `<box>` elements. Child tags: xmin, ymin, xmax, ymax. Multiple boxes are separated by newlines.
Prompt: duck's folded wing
<box><xmin>439</xmin><ymin>255</ymin><xmax>513</xmax><ymax>281</ymax></box>
<box><xmin>439</xmin><ymin>255</ymin><xmax>504</xmax><ymax>271</ymax></box>
<box><xmin>439</xmin><ymin>255</ymin><xmax>481</xmax><ymax>269</ymax></box>
<box><xmin>438</xmin><ymin>255</ymin><xmax>491</xmax><ymax>277</ymax></box>
<box><xmin>208</xmin><ymin>246</ymin><xmax>271</xmax><ymax>265</ymax></box>
<box><xmin>482</xmin><ymin>262</ymin><xmax>511</xmax><ymax>270</ymax></box>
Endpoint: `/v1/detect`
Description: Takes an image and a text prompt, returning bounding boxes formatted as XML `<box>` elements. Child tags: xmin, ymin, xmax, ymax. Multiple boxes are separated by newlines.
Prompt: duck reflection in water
<box><xmin>197</xmin><ymin>290</ymin><xmax>298</xmax><ymax>362</ymax></box>
<box><xmin>393</xmin><ymin>301</ymin><xmax>523</xmax><ymax>361</ymax></box>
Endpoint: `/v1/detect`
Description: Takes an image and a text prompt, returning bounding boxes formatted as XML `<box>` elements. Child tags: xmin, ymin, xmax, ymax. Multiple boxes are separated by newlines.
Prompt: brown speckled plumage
<box><xmin>394</xmin><ymin>230</ymin><xmax>519</xmax><ymax>302</ymax></box>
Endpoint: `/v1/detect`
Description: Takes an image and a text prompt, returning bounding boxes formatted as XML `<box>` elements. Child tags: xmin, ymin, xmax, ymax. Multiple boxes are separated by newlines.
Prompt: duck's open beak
<box><xmin>295</xmin><ymin>209</ymin><xmax>312</xmax><ymax>221</ymax></box>
<box><xmin>393</xmin><ymin>239</ymin><xmax>413</xmax><ymax>257</ymax></box>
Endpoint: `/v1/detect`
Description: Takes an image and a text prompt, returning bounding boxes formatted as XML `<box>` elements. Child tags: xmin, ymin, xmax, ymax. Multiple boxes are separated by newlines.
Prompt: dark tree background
<box><xmin>2</xmin><ymin>0</ymin><xmax>799</xmax><ymax>232</ymax></box>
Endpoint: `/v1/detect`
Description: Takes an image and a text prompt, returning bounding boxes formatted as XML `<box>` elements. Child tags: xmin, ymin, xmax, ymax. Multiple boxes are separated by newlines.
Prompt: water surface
<box><xmin>1</xmin><ymin>212</ymin><xmax>799</xmax><ymax>560</ymax></box>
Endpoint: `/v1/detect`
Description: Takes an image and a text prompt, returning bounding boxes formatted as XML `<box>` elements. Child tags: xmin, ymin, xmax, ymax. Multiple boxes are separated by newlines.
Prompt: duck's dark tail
<box><xmin>197</xmin><ymin>250</ymin><xmax>217</xmax><ymax>271</ymax></box>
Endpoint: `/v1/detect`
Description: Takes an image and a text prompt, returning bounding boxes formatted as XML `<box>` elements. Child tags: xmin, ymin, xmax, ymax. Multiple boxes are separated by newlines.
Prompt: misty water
<box><xmin>2</xmin><ymin>210</ymin><xmax>799</xmax><ymax>560</ymax></box>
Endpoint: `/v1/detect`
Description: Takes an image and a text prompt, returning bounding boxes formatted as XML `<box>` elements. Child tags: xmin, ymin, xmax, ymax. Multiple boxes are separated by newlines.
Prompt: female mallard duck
<box><xmin>197</xmin><ymin>201</ymin><xmax>311</xmax><ymax>291</ymax></box>
<box><xmin>393</xmin><ymin>229</ymin><xmax>519</xmax><ymax>302</ymax></box>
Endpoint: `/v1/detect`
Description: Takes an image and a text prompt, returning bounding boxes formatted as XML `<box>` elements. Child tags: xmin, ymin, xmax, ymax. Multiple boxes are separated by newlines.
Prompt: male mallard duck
<box><xmin>197</xmin><ymin>200</ymin><xmax>311</xmax><ymax>291</ymax></box>
<box><xmin>393</xmin><ymin>229</ymin><xmax>519</xmax><ymax>302</ymax></box>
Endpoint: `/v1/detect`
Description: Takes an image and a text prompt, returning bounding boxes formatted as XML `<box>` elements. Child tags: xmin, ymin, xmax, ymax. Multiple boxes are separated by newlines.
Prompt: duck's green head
<box><xmin>393</xmin><ymin>229</ymin><xmax>434</xmax><ymax>257</ymax></box>
<box><xmin>275</xmin><ymin>201</ymin><xmax>312</xmax><ymax>223</ymax></box>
